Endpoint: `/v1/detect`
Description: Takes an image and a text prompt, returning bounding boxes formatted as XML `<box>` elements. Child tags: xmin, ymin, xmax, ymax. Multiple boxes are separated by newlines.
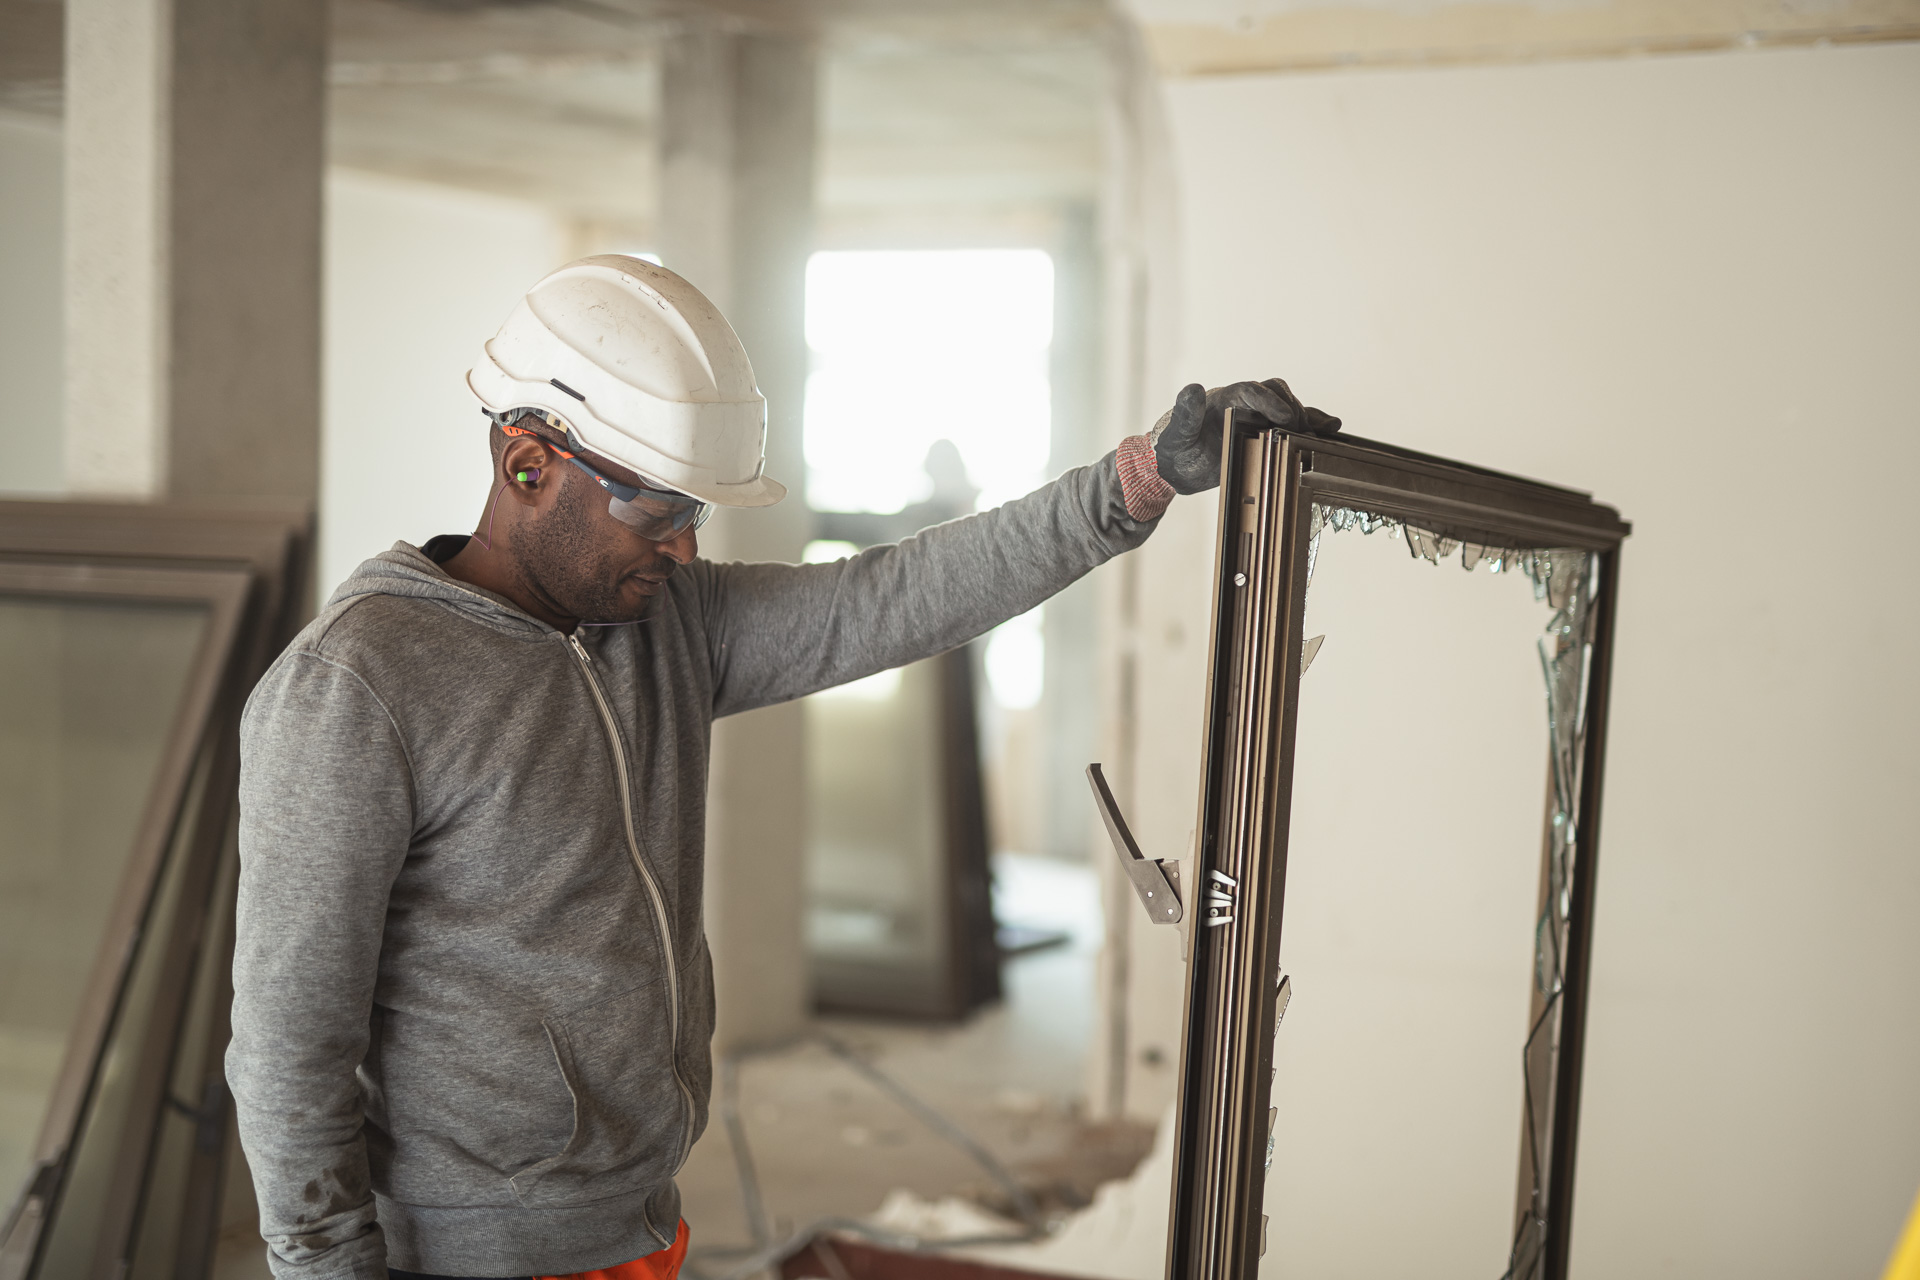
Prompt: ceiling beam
<box><xmin>1127</xmin><ymin>0</ymin><xmax>1920</xmax><ymax>77</ymax></box>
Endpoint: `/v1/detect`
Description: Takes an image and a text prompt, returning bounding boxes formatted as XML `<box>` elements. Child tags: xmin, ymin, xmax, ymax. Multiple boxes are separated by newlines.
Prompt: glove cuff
<box><xmin>1117</xmin><ymin>435</ymin><xmax>1175</xmax><ymax>522</ymax></box>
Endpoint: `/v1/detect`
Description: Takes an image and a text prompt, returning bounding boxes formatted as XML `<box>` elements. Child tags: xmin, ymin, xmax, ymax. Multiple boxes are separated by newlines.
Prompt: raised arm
<box><xmin>228</xmin><ymin>651</ymin><xmax>414</xmax><ymax>1277</ymax></box>
<box><xmin>696</xmin><ymin>376</ymin><xmax>1341</xmax><ymax>717</ymax></box>
<box><xmin>698</xmin><ymin>445</ymin><xmax>1159</xmax><ymax>717</ymax></box>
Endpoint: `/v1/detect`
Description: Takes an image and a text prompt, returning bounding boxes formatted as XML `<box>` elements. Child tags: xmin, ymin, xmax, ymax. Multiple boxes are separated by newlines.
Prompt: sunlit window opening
<box><xmin>803</xmin><ymin>249</ymin><xmax>1055</xmax><ymax>713</ymax></box>
<box><xmin>983</xmin><ymin>607</ymin><xmax>1044</xmax><ymax>710</ymax></box>
<box><xmin>804</xmin><ymin>249</ymin><xmax>1054</xmax><ymax>515</ymax></box>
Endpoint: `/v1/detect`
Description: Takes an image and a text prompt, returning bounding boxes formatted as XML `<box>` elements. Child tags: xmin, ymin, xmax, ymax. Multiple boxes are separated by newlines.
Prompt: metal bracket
<box><xmin>1086</xmin><ymin>763</ymin><xmax>1182</xmax><ymax>925</ymax></box>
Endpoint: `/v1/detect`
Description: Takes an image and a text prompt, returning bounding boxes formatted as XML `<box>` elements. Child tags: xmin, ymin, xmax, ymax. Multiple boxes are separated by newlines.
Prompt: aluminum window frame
<box><xmin>0</xmin><ymin>561</ymin><xmax>252</xmax><ymax>1278</ymax></box>
<box><xmin>0</xmin><ymin>500</ymin><xmax>309</xmax><ymax>1280</ymax></box>
<box><xmin>1166</xmin><ymin>416</ymin><xmax>1629</xmax><ymax>1280</ymax></box>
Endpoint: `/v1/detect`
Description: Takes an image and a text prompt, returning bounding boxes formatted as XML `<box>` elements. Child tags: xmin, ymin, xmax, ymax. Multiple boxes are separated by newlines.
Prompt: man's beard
<box><xmin>510</xmin><ymin>471</ymin><xmax>677</xmax><ymax>624</ymax></box>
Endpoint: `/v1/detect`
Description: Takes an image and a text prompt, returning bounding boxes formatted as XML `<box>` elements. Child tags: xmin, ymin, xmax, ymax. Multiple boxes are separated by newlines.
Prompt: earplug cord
<box><xmin>472</xmin><ymin>479</ymin><xmax>512</xmax><ymax>552</ymax></box>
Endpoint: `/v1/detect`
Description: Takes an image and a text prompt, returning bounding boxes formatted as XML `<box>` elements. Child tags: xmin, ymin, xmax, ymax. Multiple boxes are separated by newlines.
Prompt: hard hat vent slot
<box><xmin>549</xmin><ymin>378</ymin><xmax>587</xmax><ymax>402</ymax></box>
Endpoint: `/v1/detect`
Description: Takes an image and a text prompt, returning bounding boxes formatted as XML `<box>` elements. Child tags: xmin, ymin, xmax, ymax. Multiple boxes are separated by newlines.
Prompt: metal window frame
<box><xmin>1165</xmin><ymin>416</ymin><xmax>1629</xmax><ymax>1280</ymax></box>
<box><xmin>0</xmin><ymin>500</ymin><xmax>312</xmax><ymax>665</ymax></box>
<box><xmin>0</xmin><ymin>500</ymin><xmax>311</xmax><ymax>1280</ymax></box>
<box><xmin>0</xmin><ymin>562</ymin><xmax>251</xmax><ymax>1278</ymax></box>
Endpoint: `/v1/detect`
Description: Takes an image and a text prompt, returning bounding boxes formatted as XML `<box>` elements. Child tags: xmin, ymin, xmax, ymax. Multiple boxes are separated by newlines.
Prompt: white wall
<box><xmin>320</xmin><ymin>169</ymin><xmax>567</xmax><ymax>600</ymax></box>
<box><xmin>1129</xmin><ymin>40</ymin><xmax>1920</xmax><ymax>1278</ymax></box>
<box><xmin>0</xmin><ymin>111</ymin><xmax>65</xmax><ymax>495</ymax></box>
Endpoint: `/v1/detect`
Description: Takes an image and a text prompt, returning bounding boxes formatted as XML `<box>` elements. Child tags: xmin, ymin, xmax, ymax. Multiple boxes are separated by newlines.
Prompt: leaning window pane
<box><xmin>0</xmin><ymin>596</ymin><xmax>210</xmax><ymax>1213</ymax></box>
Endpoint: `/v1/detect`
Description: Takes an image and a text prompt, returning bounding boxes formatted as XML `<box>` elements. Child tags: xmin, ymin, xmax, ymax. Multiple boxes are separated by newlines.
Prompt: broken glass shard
<box><xmin>1405</xmin><ymin>527</ymin><xmax>1460</xmax><ymax>564</ymax></box>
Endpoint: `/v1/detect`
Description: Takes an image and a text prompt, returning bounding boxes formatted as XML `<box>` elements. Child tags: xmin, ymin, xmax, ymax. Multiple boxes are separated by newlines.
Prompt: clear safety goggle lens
<box><xmin>546</xmin><ymin>440</ymin><xmax>709</xmax><ymax>542</ymax></box>
<box><xmin>601</xmin><ymin>486</ymin><xmax>712</xmax><ymax>541</ymax></box>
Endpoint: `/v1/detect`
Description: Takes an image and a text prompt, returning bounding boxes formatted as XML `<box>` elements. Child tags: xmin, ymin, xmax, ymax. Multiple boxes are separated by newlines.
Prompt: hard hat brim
<box><xmin>467</xmin><ymin>369</ymin><xmax>787</xmax><ymax>509</ymax></box>
<box><xmin>676</xmin><ymin>471</ymin><xmax>788</xmax><ymax>509</ymax></box>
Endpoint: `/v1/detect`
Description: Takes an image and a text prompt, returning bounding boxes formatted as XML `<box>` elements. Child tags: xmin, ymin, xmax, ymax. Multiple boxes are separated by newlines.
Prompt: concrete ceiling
<box><xmin>8</xmin><ymin>0</ymin><xmax>1912</xmax><ymax>243</ymax></box>
<box><xmin>330</xmin><ymin>2</ymin><xmax>663</xmax><ymax>235</ymax></box>
<box><xmin>328</xmin><ymin>0</ymin><xmax>1111</xmax><ymax>247</ymax></box>
<box><xmin>0</xmin><ymin>0</ymin><xmax>1112</xmax><ymax>247</ymax></box>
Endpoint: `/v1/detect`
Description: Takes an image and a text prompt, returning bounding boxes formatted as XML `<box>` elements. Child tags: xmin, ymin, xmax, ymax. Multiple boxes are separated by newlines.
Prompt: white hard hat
<box><xmin>467</xmin><ymin>255</ymin><xmax>786</xmax><ymax>508</ymax></box>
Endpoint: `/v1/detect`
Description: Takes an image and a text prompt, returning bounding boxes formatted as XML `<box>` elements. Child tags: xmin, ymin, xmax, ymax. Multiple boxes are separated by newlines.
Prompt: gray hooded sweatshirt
<box><xmin>228</xmin><ymin>454</ymin><xmax>1159</xmax><ymax>1278</ymax></box>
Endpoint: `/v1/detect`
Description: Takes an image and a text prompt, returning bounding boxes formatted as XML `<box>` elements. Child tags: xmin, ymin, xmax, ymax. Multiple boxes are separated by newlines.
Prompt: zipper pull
<box><xmin>567</xmin><ymin>633</ymin><xmax>591</xmax><ymax>663</ymax></box>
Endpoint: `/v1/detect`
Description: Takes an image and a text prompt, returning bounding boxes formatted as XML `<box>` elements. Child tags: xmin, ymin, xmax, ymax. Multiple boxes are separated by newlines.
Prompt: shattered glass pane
<box><xmin>1302</xmin><ymin>504</ymin><xmax>1596</xmax><ymax>1280</ymax></box>
<box><xmin>1309</xmin><ymin>504</ymin><xmax>1584</xmax><ymax>584</ymax></box>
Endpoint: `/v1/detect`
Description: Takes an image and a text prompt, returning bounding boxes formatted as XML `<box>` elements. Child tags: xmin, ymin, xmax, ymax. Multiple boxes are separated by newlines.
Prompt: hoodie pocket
<box><xmin>509</xmin><ymin>979</ymin><xmax>684</xmax><ymax>1208</ymax></box>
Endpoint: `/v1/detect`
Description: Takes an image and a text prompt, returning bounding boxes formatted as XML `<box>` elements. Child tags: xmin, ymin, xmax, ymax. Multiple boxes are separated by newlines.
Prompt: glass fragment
<box><xmin>1405</xmin><ymin>527</ymin><xmax>1460</xmax><ymax>564</ymax></box>
<box><xmin>1300</xmin><ymin>635</ymin><xmax>1325</xmax><ymax>676</ymax></box>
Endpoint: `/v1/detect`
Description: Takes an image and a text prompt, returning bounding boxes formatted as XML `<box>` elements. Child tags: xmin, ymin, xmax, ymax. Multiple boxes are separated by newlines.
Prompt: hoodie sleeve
<box><xmin>228</xmin><ymin>650</ymin><xmax>414</xmax><ymax>1279</ymax></box>
<box><xmin>698</xmin><ymin>450</ymin><xmax>1161</xmax><ymax>718</ymax></box>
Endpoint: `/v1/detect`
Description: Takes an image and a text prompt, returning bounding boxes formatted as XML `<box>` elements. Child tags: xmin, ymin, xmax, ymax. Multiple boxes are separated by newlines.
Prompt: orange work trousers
<box><xmin>534</xmin><ymin>1220</ymin><xmax>688</xmax><ymax>1280</ymax></box>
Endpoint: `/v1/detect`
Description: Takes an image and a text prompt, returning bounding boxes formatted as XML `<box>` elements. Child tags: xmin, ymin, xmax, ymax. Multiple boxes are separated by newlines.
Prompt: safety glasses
<box><xmin>502</xmin><ymin>419</ymin><xmax>711</xmax><ymax>542</ymax></box>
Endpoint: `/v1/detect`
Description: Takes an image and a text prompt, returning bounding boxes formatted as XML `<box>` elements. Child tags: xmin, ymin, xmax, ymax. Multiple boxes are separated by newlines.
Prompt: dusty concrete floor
<box><xmin>676</xmin><ymin>940</ymin><xmax>1153</xmax><ymax>1272</ymax></box>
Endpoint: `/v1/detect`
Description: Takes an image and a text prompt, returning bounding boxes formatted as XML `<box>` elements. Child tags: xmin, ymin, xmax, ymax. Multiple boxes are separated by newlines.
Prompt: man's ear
<box><xmin>499</xmin><ymin>435</ymin><xmax>557</xmax><ymax>501</ymax></box>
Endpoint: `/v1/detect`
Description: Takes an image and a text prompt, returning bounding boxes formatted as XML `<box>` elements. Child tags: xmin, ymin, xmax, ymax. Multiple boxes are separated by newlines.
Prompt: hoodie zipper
<box><xmin>563</xmin><ymin>632</ymin><xmax>698</xmax><ymax>1176</ymax></box>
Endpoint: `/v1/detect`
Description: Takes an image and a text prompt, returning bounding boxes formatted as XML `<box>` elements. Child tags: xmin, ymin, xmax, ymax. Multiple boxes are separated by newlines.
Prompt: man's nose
<box><xmin>656</xmin><ymin>525</ymin><xmax>698</xmax><ymax>564</ymax></box>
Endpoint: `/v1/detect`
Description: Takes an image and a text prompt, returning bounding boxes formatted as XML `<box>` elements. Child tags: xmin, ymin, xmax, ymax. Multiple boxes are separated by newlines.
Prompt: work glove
<box><xmin>1149</xmin><ymin>379</ymin><xmax>1342</xmax><ymax>495</ymax></box>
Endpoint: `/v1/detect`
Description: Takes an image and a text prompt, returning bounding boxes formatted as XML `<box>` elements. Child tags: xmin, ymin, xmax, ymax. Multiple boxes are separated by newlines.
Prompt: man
<box><xmin>229</xmin><ymin>255</ymin><xmax>1336</xmax><ymax>1279</ymax></box>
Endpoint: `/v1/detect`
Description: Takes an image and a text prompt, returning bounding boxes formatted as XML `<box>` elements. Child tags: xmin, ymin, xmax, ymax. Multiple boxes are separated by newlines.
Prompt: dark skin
<box><xmin>442</xmin><ymin>429</ymin><xmax>698</xmax><ymax>633</ymax></box>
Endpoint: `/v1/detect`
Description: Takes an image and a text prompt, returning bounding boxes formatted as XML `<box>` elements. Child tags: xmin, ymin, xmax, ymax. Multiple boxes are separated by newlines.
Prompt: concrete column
<box><xmin>1088</xmin><ymin>21</ymin><xmax>1186</xmax><ymax>1120</ymax></box>
<box><xmin>661</xmin><ymin>23</ymin><xmax>818</xmax><ymax>1053</ymax></box>
<box><xmin>657</xmin><ymin>28</ymin><xmax>735</xmax><ymax>315</ymax></box>
<box><xmin>727</xmin><ymin>35</ymin><xmax>815</xmax><ymax>564</ymax></box>
<box><xmin>64</xmin><ymin>0</ymin><xmax>323</xmax><ymax>501</ymax></box>
<box><xmin>64</xmin><ymin>0</ymin><xmax>167</xmax><ymax>495</ymax></box>
<box><xmin>1042</xmin><ymin>203</ymin><xmax>1104</xmax><ymax>860</ymax></box>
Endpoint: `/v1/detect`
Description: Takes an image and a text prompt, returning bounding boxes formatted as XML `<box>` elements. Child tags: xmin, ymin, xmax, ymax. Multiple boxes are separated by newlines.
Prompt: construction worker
<box><xmin>228</xmin><ymin>256</ymin><xmax>1337</xmax><ymax>1280</ymax></box>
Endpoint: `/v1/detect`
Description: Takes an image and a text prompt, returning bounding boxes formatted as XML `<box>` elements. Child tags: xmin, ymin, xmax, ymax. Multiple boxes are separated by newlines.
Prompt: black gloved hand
<box><xmin>1149</xmin><ymin>379</ymin><xmax>1342</xmax><ymax>495</ymax></box>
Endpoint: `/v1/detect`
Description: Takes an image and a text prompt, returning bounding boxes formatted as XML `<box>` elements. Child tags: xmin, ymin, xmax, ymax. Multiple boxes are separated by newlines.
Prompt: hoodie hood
<box><xmin>327</xmin><ymin>541</ymin><xmax>552</xmax><ymax>638</ymax></box>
